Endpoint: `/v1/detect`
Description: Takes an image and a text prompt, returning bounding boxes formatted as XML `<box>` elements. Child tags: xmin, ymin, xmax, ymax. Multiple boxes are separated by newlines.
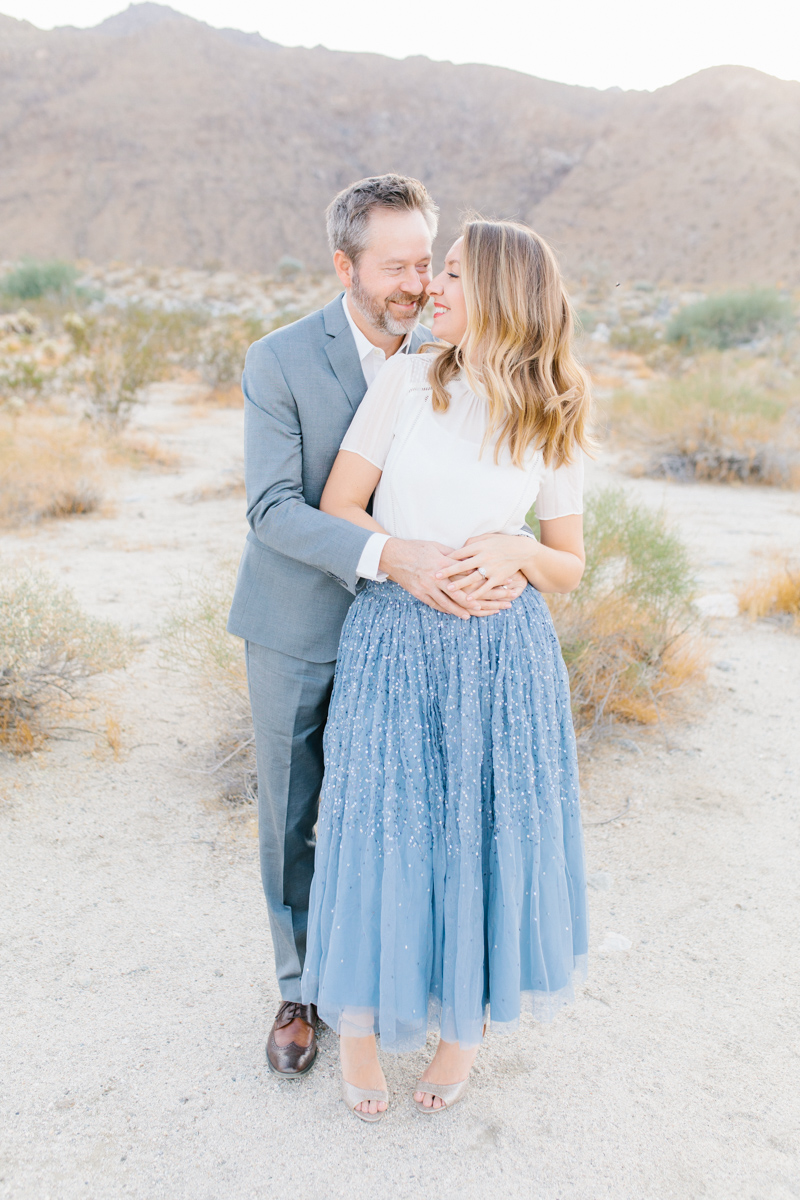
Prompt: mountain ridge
<box><xmin>1</xmin><ymin>5</ymin><xmax>798</xmax><ymax>283</ymax></box>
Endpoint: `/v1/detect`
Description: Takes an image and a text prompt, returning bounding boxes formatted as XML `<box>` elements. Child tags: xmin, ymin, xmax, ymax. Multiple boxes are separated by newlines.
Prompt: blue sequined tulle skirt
<box><xmin>301</xmin><ymin>581</ymin><xmax>587</xmax><ymax>1051</ymax></box>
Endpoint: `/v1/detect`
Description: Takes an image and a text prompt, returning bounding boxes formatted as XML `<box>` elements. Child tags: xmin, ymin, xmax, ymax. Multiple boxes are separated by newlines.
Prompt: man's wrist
<box><xmin>378</xmin><ymin>536</ymin><xmax>402</xmax><ymax>576</ymax></box>
<box><xmin>357</xmin><ymin>532</ymin><xmax>391</xmax><ymax>581</ymax></box>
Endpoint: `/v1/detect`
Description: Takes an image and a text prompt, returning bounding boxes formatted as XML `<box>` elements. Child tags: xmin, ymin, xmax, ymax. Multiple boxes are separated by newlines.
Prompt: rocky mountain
<box><xmin>1</xmin><ymin>3</ymin><xmax>798</xmax><ymax>283</ymax></box>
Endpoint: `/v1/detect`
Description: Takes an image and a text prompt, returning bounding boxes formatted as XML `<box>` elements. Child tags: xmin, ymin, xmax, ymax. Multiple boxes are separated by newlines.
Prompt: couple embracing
<box><xmin>228</xmin><ymin>174</ymin><xmax>590</xmax><ymax>1121</ymax></box>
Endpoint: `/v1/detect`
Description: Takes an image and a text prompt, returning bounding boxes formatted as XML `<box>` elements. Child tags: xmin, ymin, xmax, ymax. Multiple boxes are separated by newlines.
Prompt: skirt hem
<box><xmin>307</xmin><ymin>954</ymin><xmax>589</xmax><ymax>1054</ymax></box>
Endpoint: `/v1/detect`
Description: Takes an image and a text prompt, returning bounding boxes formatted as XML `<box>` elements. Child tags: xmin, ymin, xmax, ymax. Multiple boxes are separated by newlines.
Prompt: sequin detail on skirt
<box><xmin>301</xmin><ymin>581</ymin><xmax>588</xmax><ymax>1051</ymax></box>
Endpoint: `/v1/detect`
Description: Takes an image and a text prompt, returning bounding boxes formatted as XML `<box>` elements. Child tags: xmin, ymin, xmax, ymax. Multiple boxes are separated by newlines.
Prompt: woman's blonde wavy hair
<box><xmin>424</xmin><ymin>219</ymin><xmax>591</xmax><ymax>468</ymax></box>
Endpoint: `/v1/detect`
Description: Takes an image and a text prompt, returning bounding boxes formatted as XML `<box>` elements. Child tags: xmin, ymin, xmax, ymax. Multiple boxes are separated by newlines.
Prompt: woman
<box><xmin>301</xmin><ymin>219</ymin><xmax>591</xmax><ymax>1121</ymax></box>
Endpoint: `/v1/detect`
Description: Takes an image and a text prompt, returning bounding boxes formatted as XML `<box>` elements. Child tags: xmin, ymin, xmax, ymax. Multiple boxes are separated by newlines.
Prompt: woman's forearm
<box><xmin>520</xmin><ymin>541</ymin><xmax>584</xmax><ymax>594</ymax></box>
<box><xmin>319</xmin><ymin>498</ymin><xmax>387</xmax><ymax>537</ymax></box>
<box><xmin>319</xmin><ymin>450</ymin><xmax>388</xmax><ymax>536</ymax></box>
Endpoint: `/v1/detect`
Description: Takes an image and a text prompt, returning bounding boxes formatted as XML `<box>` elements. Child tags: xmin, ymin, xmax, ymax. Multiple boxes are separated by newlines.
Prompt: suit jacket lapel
<box><xmin>323</xmin><ymin>294</ymin><xmax>366</xmax><ymax>414</ymax></box>
<box><xmin>322</xmin><ymin>296</ymin><xmax>435</xmax><ymax>413</ymax></box>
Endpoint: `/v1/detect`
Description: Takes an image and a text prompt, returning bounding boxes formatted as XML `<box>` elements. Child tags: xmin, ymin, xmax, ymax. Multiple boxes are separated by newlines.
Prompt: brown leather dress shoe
<box><xmin>266</xmin><ymin>1001</ymin><xmax>318</xmax><ymax>1077</ymax></box>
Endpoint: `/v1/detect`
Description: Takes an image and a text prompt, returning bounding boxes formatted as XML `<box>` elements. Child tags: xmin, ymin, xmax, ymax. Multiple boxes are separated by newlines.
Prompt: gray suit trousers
<box><xmin>244</xmin><ymin>641</ymin><xmax>336</xmax><ymax>1001</ymax></box>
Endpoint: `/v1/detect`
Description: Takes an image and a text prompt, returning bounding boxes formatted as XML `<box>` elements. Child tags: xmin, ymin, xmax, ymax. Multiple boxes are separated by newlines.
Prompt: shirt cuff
<box><xmin>518</xmin><ymin>525</ymin><xmax>538</xmax><ymax>539</ymax></box>
<box><xmin>356</xmin><ymin>533</ymin><xmax>391</xmax><ymax>582</ymax></box>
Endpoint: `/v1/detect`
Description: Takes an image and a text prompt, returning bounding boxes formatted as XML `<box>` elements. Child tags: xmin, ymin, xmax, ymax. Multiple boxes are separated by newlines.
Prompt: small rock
<box><xmin>713</xmin><ymin>660</ymin><xmax>735</xmax><ymax>672</ymax></box>
<box><xmin>214</xmin><ymin>969</ymin><xmax>223</xmax><ymax>977</ymax></box>
<box><xmin>587</xmin><ymin>871</ymin><xmax>614</xmax><ymax>892</ymax></box>
<box><xmin>599</xmin><ymin>932</ymin><xmax>632</xmax><ymax>952</ymax></box>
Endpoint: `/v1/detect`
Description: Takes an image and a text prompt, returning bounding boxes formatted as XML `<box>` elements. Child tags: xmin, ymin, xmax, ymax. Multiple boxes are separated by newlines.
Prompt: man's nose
<box><xmin>401</xmin><ymin>267</ymin><xmax>427</xmax><ymax>294</ymax></box>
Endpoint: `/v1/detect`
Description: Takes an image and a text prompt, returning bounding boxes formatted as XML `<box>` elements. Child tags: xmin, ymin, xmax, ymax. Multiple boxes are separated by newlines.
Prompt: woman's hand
<box><xmin>435</xmin><ymin>534</ymin><xmax>537</xmax><ymax>602</ymax></box>
<box><xmin>437</xmin><ymin>518</ymin><xmax>586</xmax><ymax>599</ymax></box>
<box><xmin>444</xmin><ymin>564</ymin><xmax>528</xmax><ymax>609</ymax></box>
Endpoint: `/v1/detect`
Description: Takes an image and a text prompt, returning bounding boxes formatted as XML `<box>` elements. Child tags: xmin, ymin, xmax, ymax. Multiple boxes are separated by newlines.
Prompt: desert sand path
<box><xmin>2</xmin><ymin>388</ymin><xmax>799</xmax><ymax>1199</ymax></box>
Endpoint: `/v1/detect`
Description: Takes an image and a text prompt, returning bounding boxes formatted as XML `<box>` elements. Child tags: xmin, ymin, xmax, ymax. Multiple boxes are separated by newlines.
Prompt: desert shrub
<box><xmin>667</xmin><ymin>290</ymin><xmax>794</xmax><ymax>351</ymax></box>
<box><xmin>276</xmin><ymin>256</ymin><xmax>304</xmax><ymax>279</ymax></box>
<box><xmin>609</xmin><ymin>324</ymin><xmax>661</xmax><ymax>355</ymax></box>
<box><xmin>738</xmin><ymin>563</ymin><xmax>800</xmax><ymax>627</ymax></box>
<box><xmin>0</xmin><ymin>358</ymin><xmax>47</xmax><ymax>408</ymax></box>
<box><xmin>71</xmin><ymin>307</ymin><xmax>192</xmax><ymax>429</ymax></box>
<box><xmin>607</xmin><ymin>358</ymin><xmax>800</xmax><ymax>487</ymax></box>
<box><xmin>1</xmin><ymin>259</ymin><xmax>80</xmax><ymax>302</ymax></box>
<box><xmin>0</xmin><ymin>416</ymin><xmax>105</xmax><ymax>526</ymax></box>
<box><xmin>196</xmin><ymin>315</ymin><xmax>264</xmax><ymax>391</ymax></box>
<box><xmin>543</xmin><ymin>488</ymin><xmax>702</xmax><ymax>739</ymax></box>
<box><xmin>161</xmin><ymin>567</ymin><xmax>255</xmax><ymax>803</ymax></box>
<box><xmin>0</xmin><ymin>568</ymin><xmax>132</xmax><ymax>752</ymax></box>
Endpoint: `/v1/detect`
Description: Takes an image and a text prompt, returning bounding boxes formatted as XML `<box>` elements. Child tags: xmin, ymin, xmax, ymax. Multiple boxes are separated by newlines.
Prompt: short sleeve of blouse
<box><xmin>340</xmin><ymin>352</ymin><xmax>426</xmax><ymax>470</ymax></box>
<box><xmin>534</xmin><ymin>450</ymin><xmax>585</xmax><ymax>520</ymax></box>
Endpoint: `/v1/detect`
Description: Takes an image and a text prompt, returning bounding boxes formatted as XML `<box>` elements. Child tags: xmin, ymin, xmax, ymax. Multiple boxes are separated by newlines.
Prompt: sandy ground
<box><xmin>1</xmin><ymin>386</ymin><xmax>799</xmax><ymax>1200</ymax></box>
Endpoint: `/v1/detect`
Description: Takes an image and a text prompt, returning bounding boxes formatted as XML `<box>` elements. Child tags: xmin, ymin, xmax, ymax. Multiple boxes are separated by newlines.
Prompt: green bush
<box><xmin>609</xmin><ymin>325</ymin><xmax>661</xmax><ymax>354</ymax></box>
<box><xmin>276</xmin><ymin>256</ymin><xmax>305</xmax><ymax>279</ymax></box>
<box><xmin>540</xmin><ymin>488</ymin><xmax>701</xmax><ymax>737</ymax></box>
<box><xmin>197</xmin><ymin>315</ymin><xmax>264</xmax><ymax>390</ymax></box>
<box><xmin>0</xmin><ymin>568</ymin><xmax>132</xmax><ymax>751</ymax></box>
<box><xmin>579</xmin><ymin>487</ymin><xmax>693</xmax><ymax>621</ymax></box>
<box><xmin>73</xmin><ymin>306</ymin><xmax>204</xmax><ymax>429</ymax></box>
<box><xmin>1</xmin><ymin>260</ymin><xmax>80</xmax><ymax>301</ymax></box>
<box><xmin>666</xmin><ymin>290</ymin><xmax>794</xmax><ymax>350</ymax></box>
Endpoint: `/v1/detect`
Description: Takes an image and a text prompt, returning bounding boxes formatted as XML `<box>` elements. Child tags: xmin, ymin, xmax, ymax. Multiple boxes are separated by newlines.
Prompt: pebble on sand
<box><xmin>599</xmin><ymin>932</ymin><xmax>632</xmax><ymax>953</ymax></box>
<box><xmin>587</xmin><ymin>871</ymin><xmax>614</xmax><ymax>891</ymax></box>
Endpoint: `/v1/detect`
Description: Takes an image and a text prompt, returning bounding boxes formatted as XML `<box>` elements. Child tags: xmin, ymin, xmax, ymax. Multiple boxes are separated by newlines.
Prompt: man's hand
<box><xmin>380</xmin><ymin>538</ymin><xmax>516</xmax><ymax>619</ymax></box>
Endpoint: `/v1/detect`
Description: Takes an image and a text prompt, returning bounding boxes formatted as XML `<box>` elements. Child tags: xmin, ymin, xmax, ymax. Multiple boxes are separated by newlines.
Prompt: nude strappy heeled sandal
<box><xmin>413</xmin><ymin>1078</ymin><xmax>469</xmax><ymax>1114</ymax></box>
<box><xmin>414</xmin><ymin>1023</ymin><xmax>485</xmax><ymax>1113</ymax></box>
<box><xmin>341</xmin><ymin>1080</ymin><xmax>389</xmax><ymax>1123</ymax></box>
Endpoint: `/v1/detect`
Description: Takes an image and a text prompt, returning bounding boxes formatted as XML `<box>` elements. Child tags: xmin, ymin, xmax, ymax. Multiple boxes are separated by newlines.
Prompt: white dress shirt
<box><xmin>342</xmin><ymin>294</ymin><xmax>413</xmax><ymax>581</ymax></box>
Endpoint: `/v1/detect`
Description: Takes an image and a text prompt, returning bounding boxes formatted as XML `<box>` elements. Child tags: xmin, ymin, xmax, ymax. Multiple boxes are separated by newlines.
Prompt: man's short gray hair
<box><xmin>326</xmin><ymin>174</ymin><xmax>439</xmax><ymax>264</ymax></box>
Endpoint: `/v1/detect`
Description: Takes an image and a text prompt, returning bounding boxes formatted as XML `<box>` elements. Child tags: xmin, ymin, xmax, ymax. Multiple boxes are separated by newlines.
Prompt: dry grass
<box><xmin>160</xmin><ymin>566</ymin><xmax>255</xmax><ymax>804</ymax></box>
<box><xmin>738</xmin><ymin>562</ymin><xmax>800</xmax><ymax>626</ymax></box>
<box><xmin>179</xmin><ymin>473</ymin><xmax>245</xmax><ymax>504</ymax></box>
<box><xmin>193</xmin><ymin>383</ymin><xmax>244</xmax><ymax>408</ymax></box>
<box><xmin>107</xmin><ymin>434</ymin><xmax>181</xmax><ymax>472</ymax></box>
<box><xmin>606</xmin><ymin>355</ymin><xmax>800</xmax><ymax>487</ymax></box>
<box><xmin>0</xmin><ymin>415</ymin><xmax>105</xmax><ymax>528</ymax></box>
<box><xmin>95</xmin><ymin>711</ymin><xmax>123</xmax><ymax>761</ymax></box>
<box><xmin>0</xmin><ymin>568</ymin><xmax>133</xmax><ymax>753</ymax></box>
<box><xmin>551</xmin><ymin>593</ymin><xmax>706</xmax><ymax>735</ymax></box>
<box><xmin>545</xmin><ymin>487</ymin><xmax>704</xmax><ymax>741</ymax></box>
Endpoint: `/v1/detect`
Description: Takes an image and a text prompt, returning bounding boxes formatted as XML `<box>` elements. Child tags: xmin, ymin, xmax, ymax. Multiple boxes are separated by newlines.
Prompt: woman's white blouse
<box><xmin>340</xmin><ymin>352</ymin><xmax>584</xmax><ymax>549</ymax></box>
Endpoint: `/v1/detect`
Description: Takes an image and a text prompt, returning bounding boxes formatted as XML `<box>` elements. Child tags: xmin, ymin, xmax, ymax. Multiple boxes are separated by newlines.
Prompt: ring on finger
<box><xmin>477</xmin><ymin>566</ymin><xmax>488</xmax><ymax>579</ymax></box>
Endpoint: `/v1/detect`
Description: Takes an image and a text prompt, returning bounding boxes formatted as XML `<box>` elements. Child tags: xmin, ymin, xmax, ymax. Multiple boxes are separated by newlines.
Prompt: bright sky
<box><xmin>4</xmin><ymin>0</ymin><xmax>800</xmax><ymax>91</ymax></box>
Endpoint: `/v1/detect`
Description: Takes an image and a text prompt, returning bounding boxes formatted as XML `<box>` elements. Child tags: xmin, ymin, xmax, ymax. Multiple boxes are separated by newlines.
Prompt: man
<box><xmin>228</xmin><ymin>174</ymin><xmax>520</xmax><ymax>1077</ymax></box>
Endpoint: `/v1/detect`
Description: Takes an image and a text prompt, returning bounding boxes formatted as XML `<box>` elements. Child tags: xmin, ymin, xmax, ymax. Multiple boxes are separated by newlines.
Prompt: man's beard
<box><xmin>349</xmin><ymin>271</ymin><xmax>425</xmax><ymax>336</ymax></box>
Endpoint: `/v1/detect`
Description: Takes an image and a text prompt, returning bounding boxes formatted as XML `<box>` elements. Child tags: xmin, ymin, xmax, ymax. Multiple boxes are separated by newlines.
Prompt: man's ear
<box><xmin>333</xmin><ymin>250</ymin><xmax>354</xmax><ymax>289</ymax></box>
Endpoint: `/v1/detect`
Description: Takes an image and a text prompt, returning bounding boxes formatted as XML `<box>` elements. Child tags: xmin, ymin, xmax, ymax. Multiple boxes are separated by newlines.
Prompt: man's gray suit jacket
<box><xmin>227</xmin><ymin>293</ymin><xmax>431</xmax><ymax>663</ymax></box>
